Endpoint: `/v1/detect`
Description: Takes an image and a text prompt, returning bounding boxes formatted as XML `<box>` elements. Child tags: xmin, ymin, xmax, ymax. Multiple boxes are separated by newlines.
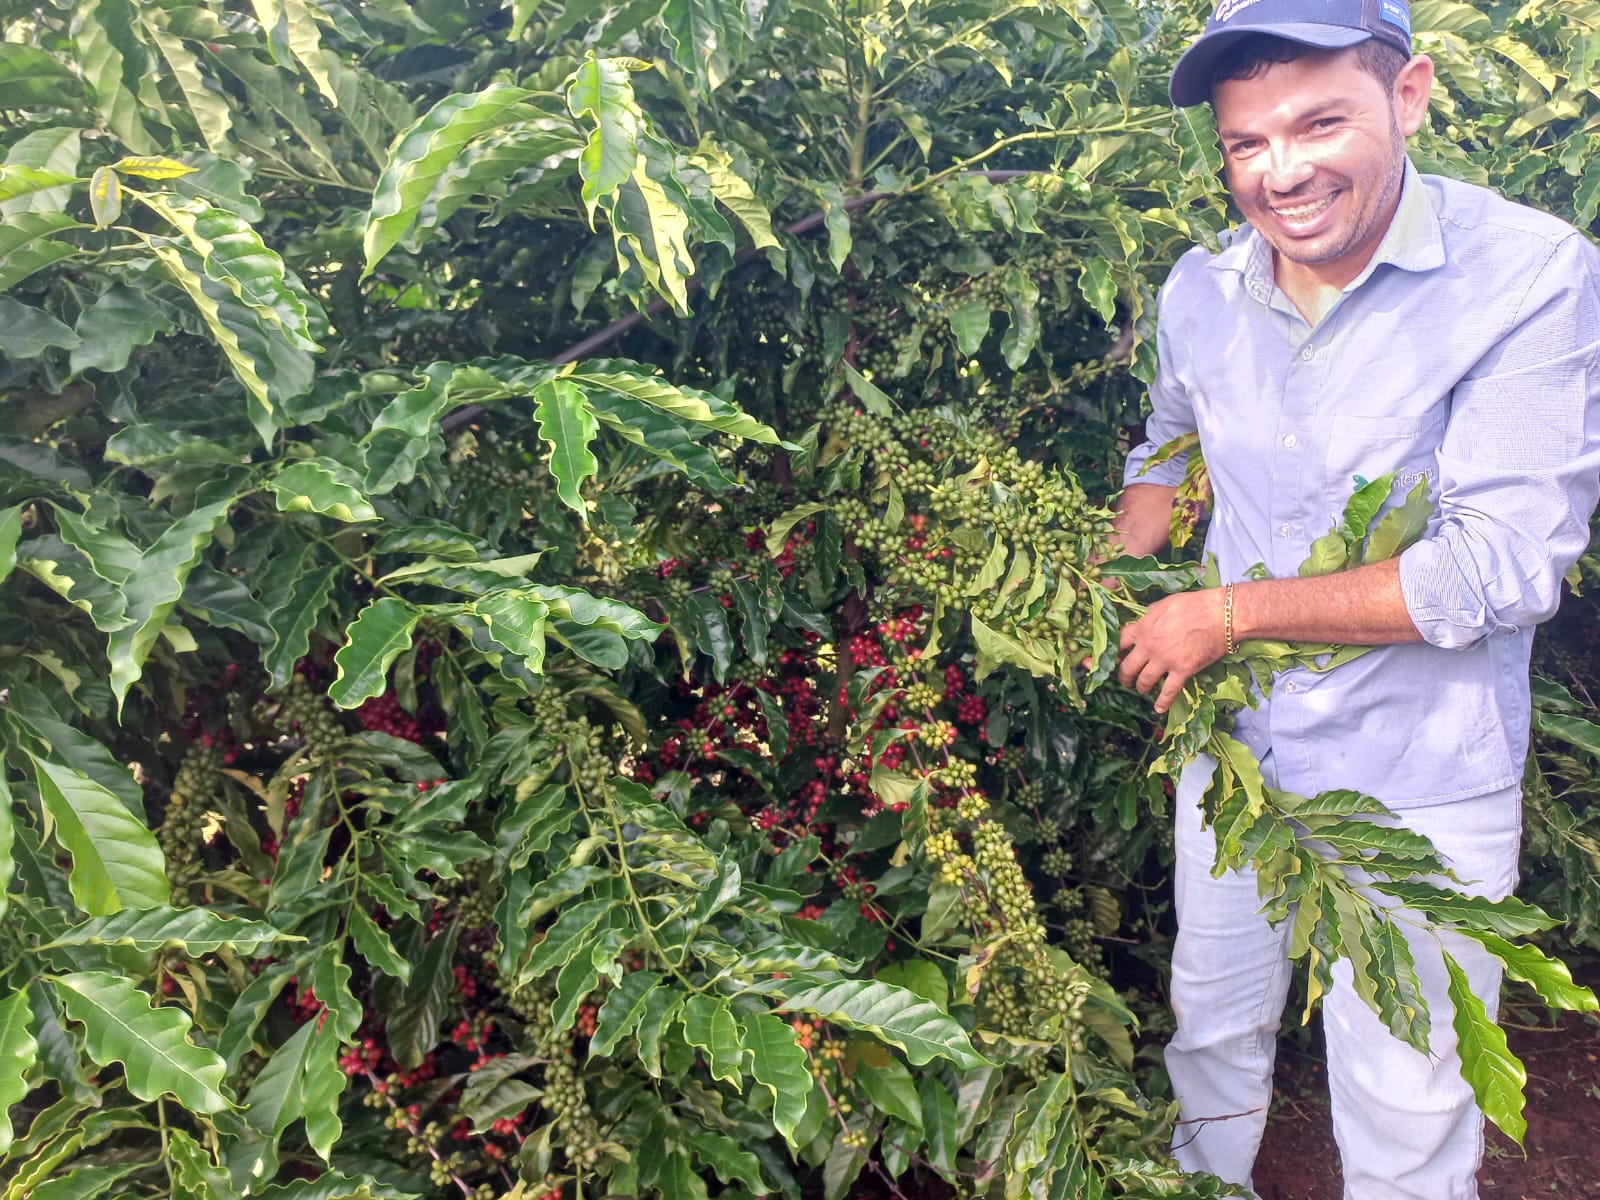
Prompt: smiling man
<box><xmin>1111</xmin><ymin>1</ymin><xmax>1600</xmax><ymax>1197</ymax></box>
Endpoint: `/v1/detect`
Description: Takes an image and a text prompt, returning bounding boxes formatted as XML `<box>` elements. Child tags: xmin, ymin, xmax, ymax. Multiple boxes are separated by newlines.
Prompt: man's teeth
<box><xmin>1273</xmin><ymin>194</ymin><xmax>1335</xmax><ymax>221</ymax></box>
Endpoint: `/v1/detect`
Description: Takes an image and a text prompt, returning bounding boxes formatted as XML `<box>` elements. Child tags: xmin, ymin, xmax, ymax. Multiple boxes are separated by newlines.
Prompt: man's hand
<box><xmin>1117</xmin><ymin>588</ymin><xmax>1227</xmax><ymax>715</ymax></box>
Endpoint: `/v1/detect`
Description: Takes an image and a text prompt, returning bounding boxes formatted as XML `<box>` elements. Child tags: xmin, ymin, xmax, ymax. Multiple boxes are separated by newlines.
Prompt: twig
<box><xmin>362</xmin><ymin>1068</ymin><xmax>477</xmax><ymax>1199</ymax></box>
<box><xmin>812</xmin><ymin>1069</ymin><xmax>915</xmax><ymax>1200</ymax></box>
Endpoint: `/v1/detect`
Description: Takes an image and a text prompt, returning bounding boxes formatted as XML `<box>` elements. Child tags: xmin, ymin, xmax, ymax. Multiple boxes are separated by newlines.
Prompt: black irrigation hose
<box><xmin>436</xmin><ymin>170</ymin><xmax>1038</xmax><ymax>434</ymax></box>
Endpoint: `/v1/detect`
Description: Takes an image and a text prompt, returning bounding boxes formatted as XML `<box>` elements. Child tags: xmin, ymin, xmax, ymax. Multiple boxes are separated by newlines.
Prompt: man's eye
<box><xmin>1226</xmin><ymin>141</ymin><xmax>1260</xmax><ymax>156</ymax></box>
<box><xmin>1313</xmin><ymin>118</ymin><xmax>1343</xmax><ymax>131</ymax></box>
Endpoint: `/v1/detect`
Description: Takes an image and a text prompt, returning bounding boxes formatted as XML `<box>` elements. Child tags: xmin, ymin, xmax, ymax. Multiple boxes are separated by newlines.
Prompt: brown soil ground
<box><xmin>1253</xmin><ymin>1009</ymin><xmax>1600</xmax><ymax>1199</ymax></box>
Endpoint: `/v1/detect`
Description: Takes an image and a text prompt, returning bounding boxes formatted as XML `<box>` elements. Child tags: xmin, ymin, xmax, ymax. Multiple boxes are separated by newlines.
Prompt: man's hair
<box><xmin>1209</xmin><ymin>34</ymin><xmax>1409</xmax><ymax>97</ymax></box>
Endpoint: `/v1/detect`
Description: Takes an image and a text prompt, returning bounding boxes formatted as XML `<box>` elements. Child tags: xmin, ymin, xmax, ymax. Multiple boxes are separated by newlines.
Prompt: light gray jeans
<box><xmin>1166</xmin><ymin>752</ymin><xmax>1522</xmax><ymax>1200</ymax></box>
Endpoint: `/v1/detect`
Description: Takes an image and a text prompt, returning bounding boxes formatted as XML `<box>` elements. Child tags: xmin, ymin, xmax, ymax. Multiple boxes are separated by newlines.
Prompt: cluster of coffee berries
<box><xmin>157</xmin><ymin>740</ymin><xmax>224</xmax><ymax>886</ymax></box>
<box><xmin>507</xmin><ymin>984</ymin><xmax>611</xmax><ymax>1173</ymax></box>
<box><xmin>448</xmin><ymin>429</ymin><xmax>539</xmax><ymax>495</ymax></box>
<box><xmin>444</xmin><ymin>860</ymin><xmax>500</xmax><ymax>929</ymax></box>
<box><xmin>277</xmin><ymin>672</ymin><xmax>343</xmax><ymax>753</ymax></box>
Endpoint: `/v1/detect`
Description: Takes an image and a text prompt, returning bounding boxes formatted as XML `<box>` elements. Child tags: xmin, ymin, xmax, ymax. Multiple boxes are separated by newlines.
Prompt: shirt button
<box><xmin>1283</xmin><ymin>433</ymin><xmax>1298</xmax><ymax>448</ymax></box>
<box><xmin>1301</xmin><ymin>344</ymin><xmax>1314</xmax><ymax>360</ymax></box>
<box><xmin>1278</xmin><ymin>523</ymin><xmax>1292</xmax><ymax>537</ymax></box>
<box><xmin>1283</xmin><ymin>680</ymin><xmax>1299</xmax><ymax>693</ymax></box>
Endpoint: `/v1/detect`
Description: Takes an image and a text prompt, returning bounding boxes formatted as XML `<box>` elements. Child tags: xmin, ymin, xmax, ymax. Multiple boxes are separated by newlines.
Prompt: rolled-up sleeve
<box><xmin>1122</xmin><ymin>275</ymin><xmax>1199</xmax><ymax>490</ymax></box>
<box><xmin>1400</xmin><ymin>233</ymin><xmax>1600</xmax><ymax>649</ymax></box>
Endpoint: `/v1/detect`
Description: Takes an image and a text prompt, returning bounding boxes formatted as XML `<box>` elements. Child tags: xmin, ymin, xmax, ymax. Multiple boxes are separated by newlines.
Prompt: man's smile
<box><xmin>1268</xmin><ymin>189</ymin><xmax>1341</xmax><ymax>231</ymax></box>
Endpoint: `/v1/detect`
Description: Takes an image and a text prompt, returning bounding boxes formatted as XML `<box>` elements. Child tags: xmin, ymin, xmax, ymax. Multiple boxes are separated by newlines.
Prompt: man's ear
<box><xmin>1394</xmin><ymin>54</ymin><xmax>1434</xmax><ymax>138</ymax></box>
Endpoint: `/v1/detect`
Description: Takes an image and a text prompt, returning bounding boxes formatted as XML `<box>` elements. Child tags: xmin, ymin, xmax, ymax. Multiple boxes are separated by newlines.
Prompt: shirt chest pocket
<box><xmin>1323</xmin><ymin>410</ymin><xmax>1446</xmax><ymax>511</ymax></box>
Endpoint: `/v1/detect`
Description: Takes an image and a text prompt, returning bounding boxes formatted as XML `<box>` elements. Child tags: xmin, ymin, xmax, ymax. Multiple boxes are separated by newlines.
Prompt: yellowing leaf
<box><xmin>84</xmin><ymin>165</ymin><xmax>117</xmax><ymax>229</ymax></box>
<box><xmin>110</xmin><ymin>156</ymin><xmax>197</xmax><ymax>180</ymax></box>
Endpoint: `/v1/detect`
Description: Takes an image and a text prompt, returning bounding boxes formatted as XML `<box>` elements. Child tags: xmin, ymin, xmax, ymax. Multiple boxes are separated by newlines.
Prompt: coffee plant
<box><xmin>2</xmin><ymin>1</ymin><xmax>1599</xmax><ymax>1197</ymax></box>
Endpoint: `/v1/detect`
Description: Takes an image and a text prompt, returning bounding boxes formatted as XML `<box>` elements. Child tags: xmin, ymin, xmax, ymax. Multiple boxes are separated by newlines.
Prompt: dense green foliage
<box><xmin>2</xmin><ymin>1</ymin><xmax>1600</xmax><ymax>1198</ymax></box>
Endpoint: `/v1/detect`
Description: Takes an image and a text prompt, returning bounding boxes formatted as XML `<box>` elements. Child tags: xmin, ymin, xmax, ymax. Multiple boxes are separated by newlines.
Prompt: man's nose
<box><xmin>1263</xmin><ymin>142</ymin><xmax>1316</xmax><ymax>194</ymax></box>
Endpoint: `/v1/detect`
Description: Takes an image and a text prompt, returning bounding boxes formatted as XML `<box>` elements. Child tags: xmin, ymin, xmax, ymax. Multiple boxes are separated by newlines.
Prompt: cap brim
<box><xmin>1169</xmin><ymin>22</ymin><xmax>1372</xmax><ymax>107</ymax></box>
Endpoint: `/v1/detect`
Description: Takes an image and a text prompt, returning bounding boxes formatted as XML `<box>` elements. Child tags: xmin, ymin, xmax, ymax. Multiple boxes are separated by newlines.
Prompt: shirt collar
<box><xmin>1208</xmin><ymin>158</ymin><xmax>1446</xmax><ymax>301</ymax></box>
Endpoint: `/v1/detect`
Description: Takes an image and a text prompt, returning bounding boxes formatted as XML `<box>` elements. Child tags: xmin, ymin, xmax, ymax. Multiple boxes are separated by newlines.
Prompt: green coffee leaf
<box><xmin>148</xmin><ymin>26</ymin><xmax>232</xmax><ymax>153</ymax></box>
<box><xmin>1097</xmin><ymin>555</ymin><xmax>1204</xmax><ymax>595</ymax></box>
<box><xmin>1077</xmin><ymin>255</ymin><xmax>1116</xmax><ymax>324</ymax></box>
<box><xmin>533</xmin><ymin>377</ymin><xmax>599</xmax><ymax>514</ymax></box>
<box><xmin>1370</xmin><ymin>882</ymin><xmax>1558</xmax><ymax>938</ymax></box>
<box><xmin>142</xmin><ymin>240</ymin><xmax>281</xmax><ymax>444</ymax></box>
<box><xmin>841</xmin><ymin>360</ymin><xmax>893</xmax><ymax>416</ymax></box>
<box><xmin>366</xmin><ymin>83</ymin><xmax>545</xmax><ymax>271</ymax></box>
<box><xmin>524</xmin><ymin>895</ymin><xmax>618</xmax><ymax>978</ymax></box>
<box><xmin>1532</xmin><ymin>707</ymin><xmax>1600</xmax><ymax>759</ymax></box>
<box><xmin>329</xmin><ymin>597</ymin><xmax>423</xmax><ymax>709</ymax></box>
<box><xmin>571</xmin><ymin>362</ymin><xmax>784</xmax><ymax>445</ymax></box>
<box><xmin>1006</xmin><ymin>1072</ymin><xmax>1073</xmax><ymax>1192</ymax></box>
<box><xmin>218</xmin><ymin>963</ymin><xmax>299</xmax><ymax>1073</ymax></box>
<box><xmin>740</xmin><ymin>1010</ymin><xmax>812</xmax><ymax>1148</ymax></box>
<box><xmin>0</xmin><ymin>210</ymin><xmax>78</xmax><ymax>289</ymax></box>
<box><xmin>1355</xmin><ymin>909</ymin><xmax>1430</xmax><ymax>1049</ymax></box>
<box><xmin>1456</xmin><ymin>930</ymin><xmax>1597</xmax><ymax>1012</ymax></box>
<box><xmin>949</xmin><ymin>296</ymin><xmax>990</xmax><ymax>356</ymax></box>
<box><xmin>694</xmin><ymin>144</ymin><xmax>779</xmax><ymax>250</ymax></box>
<box><xmin>348</xmin><ymin>907</ymin><xmax>410</xmax><ymax>984</ymax></box>
<box><xmin>0</xmin><ymin>989</ymin><xmax>38</xmax><ymax>1155</ymax></box>
<box><xmin>70</xmin><ymin>282</ymin><xmax>177</xmax><ymax>374</ymax></box>
<box><xmin>47</xmin><ymin>907</ymin><xmax>292</xmax><ymax>955</ymax></box>
<box><xmin>854</xmin><ymin>1056</ymin><xmax>922</xmax><ymax>1129</ymax></box>
<box><xmin>636</xmin><ymin>986</ymin><xmax>682</xmax><ymax>1080</ymax></box>
<box><xmin>7</xmin><ymin>682</ymin><xmax>143</xmax><ymax>815</ymax></box>
<box><xmin>309</xmin><ymin>949</ymin><xmax>362</xmax><ymax>1044</ymax></box>
<box><xmin>241</xmin><ymin>1018</ymin><xmax>316</xmax><ymax>1176</ymax></box>
<box><xmin>168</xmin><ymin>1128</ymin><xmax>232</xmax><ymax>1200</ymax></box>
<box><xmin>920</xmin><ymin>1075</ymin><xmax>960</xmax><ymax>1177</ymax></box>
<box><xmin>269</xmin><ymin>459</ymin><xmax>377</xmax><ymax>523</ymax></box>
<box><xmin>163</xmin><ymin>190</ymin><xmax>319</xmax><ymax>339</ymax></box>
<box><xmin>302</xmin><ymin>1022</ymin><xmax>348</xmax><ymax>1162</ymax></box>
<box><xmin>1173</xmin><ymin>105</ymin><xmax>1222</xmax><ymax>176</ymax></box>
<box><xmin>776</xmin><ymin>979</ymin><xmax>988</xmax><ymax>1069</ymax></box>
<box><xmin>567</xmin><ymin>56</ymin><xmax>641</xmax><ymax>220</ymax></box>
<box><xmin>50</xmin><ymin>971</ymin><xmax>228</xmax><ymax>1112</ymax></box>
<box><xmin>257</xmin><ymin>1172</ymin><xmax>420</xmax><ymax>1200</ymax></box>
<box><xmin>471</xmin><ymin>590</ymin><xmax>549</xmax><ymax>676</ymax></box>
<box><xmin>461</xmin><ymin>1068</ymin><xmax>540</xmax><ymax>1135</ymax></box>
<box><xmin>387</xmin><ymin>925</ymin><xmax>459</xmax><ymax>1069</ymax></box>
<box><xmin>105</xmin><ymin>491</ymin><xmax>237</xmax><ymax>711</ymax></box>
<box><xmin>1340</xmin><ymin>471</ymin><xmax>1395</xmax><ymax>543</ymax></box>
<box><xmin>0</xmin><ymin>296</ymin><xmax>80</xmax><ymax>358</ymax></box>
<box><xmin>0</xmin><ymin>165</ymin><xmax>75</xmax><ymax>210</ymax></box>
<box><xmin>1298</xmin><ymin>531</ymin><xmax>1349</xmax><ymax>577</ymax></box>
<box><xmin>1364</xmin><ymin>476</ymin><xmax>1432</xmax><ymax>564</ymax></box>
<box><xmin>680</xmin><ymin>994</ymin><xmax>743</xmax><ymax>1088</ymax></box>
<box><xmin>181</xmin><ymin>565</ymin><xmax>275</xmax><ymax>645</ymax></box>
<box><xmin>30</xmin><ymin>753</ymin><xmax>167</xmax><ymax>915</ymax></box>
<box><xmin>590</xmin><ymin>970</ymin><xmax>662</xmax><ymax>1057</ymax></box>
<box><xmin>261</xmin><ymin>552</ymin><xmax>339</xmax><ymax>691</ymax></box>
<box><xmin>680</xmin><ymin>1128</ymin><xmax>767</xmax><ymax>1191</ymax></box>
<box><xmin>1444</xmin><ymin>951</ymin><xmax>1526</xmax><ymax>1144</ymax></box>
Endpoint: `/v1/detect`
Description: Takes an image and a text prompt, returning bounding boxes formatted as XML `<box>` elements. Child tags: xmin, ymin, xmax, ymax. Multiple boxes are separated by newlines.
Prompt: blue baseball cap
<box><xmin>1169</xmin><ymin>0</ymin><xmax>1414</xmax><ymax>107</ymax></box>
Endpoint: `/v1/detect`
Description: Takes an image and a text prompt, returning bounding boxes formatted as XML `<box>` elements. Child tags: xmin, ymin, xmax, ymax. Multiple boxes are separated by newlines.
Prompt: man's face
<box><xmin>1212</xmin><ymin>47</ymin><xmax>1426</xmax><ymax>287</ymax></box>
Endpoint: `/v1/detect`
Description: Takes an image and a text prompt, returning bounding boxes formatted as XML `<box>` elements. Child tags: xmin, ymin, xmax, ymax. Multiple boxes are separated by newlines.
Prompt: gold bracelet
<box><xmin>1223</xmin><ymin>583</ymin><xmax>1237</xmax><ymax>656</ymax></box>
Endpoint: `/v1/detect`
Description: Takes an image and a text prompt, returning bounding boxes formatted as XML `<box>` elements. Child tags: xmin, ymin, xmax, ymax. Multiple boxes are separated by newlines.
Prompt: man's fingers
<box><xmin>1135</xmin><ymin>661</ymin><xmax>1166</xmax><ymax>695</ymax></box>
<box><xmin>1117</xmin><ymin>646</ymin><xmax>1148</xmax><ymax>688</ymax></box>
<box><xmin>1119</xmin><ymin>620</ymin><xmax>1141</xmax><ymax>651</ymax></box>
<box><xmin>1154</xmin><ymin>671</ymin><xmax>1189</xmax><ymax>715</ymax></box>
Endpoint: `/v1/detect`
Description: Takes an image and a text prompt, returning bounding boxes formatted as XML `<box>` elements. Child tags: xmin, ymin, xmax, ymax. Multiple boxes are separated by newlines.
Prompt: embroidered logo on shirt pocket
<box><xmin>1325</xmin><ymin>410</ymin><xmax>1446</xmax><ymax>508</ymax></box>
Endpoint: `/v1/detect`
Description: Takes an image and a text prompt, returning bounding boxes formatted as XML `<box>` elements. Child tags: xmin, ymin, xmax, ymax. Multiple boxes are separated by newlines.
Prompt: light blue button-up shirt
<box><xmin>1125</xmin><ymin>162</ymin><xmax>1600</xmax><ymax>808</ymax></box>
